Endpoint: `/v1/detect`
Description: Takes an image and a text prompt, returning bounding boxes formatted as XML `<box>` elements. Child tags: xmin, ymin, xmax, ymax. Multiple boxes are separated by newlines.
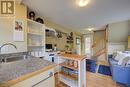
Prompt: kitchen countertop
<box><xmin>59</xmin><ymin>53</ymin><xmax>87</xmax><ymax>61</ymax></box>
<box><xmin>0</xmin><ymin>58</ymin><xmax>56</xmax><ymax>86</ymax></box>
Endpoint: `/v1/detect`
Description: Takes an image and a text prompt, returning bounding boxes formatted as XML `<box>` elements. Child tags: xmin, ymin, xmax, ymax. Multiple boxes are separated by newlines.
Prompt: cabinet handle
<box><xmin>31</xmin><ymin>72</ymin><xmax>53</xmax><ymax>87</ymax></box>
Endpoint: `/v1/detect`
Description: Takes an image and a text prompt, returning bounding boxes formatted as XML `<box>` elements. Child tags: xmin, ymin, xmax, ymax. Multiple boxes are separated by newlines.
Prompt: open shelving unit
<box><xmin>27</xmin><ymin>18</ymin><xmax>45</xmax><ymax>57</ymax></box>
<box><xmin>59</xmin><ymin>62</ymin><xmax>78</xmax><ymax>71</ymax></box>
<box><xmin>27</xmin><ymin>32</ymin><xmax>43</xmax><ymax>36</ymax></box>
<box><xmin>27</xmin><ymin>19</ymin><xmax>43</xmax><ymax>26</ymax></box>
<box><xmin>59</xmin><ymin>71</ymin><xmax>78</xmax><ymax>80</ymax></box>
<box><xmin>57</xmin><ymin>54</ymin><xmax>87</xmax><ymax>87</ymax></box>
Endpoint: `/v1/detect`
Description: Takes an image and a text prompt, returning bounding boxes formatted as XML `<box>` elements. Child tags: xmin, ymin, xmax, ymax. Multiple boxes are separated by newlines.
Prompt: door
<box><xmin>34</xmin><ymin>76</ymin><xmax>55</xmax><ymax>87</ymax></box>
<box><xmin>84</xmin><ymin>35</ymin><xmax>92</xmax><ymax>58</ymax></box>
<box><xmin>11</xmin><ymin>69</ymin><xmax>55</xmax><ymax>87</ymax></box>
<box><xmin>85</xmin><ymin>37</ymin><xmax>91</xmax><ymax>54</ymax></box>
<box><xmin>76</xmin><ymin>38</ymin><xmax>81</xmax><ymax>55</ymax></box>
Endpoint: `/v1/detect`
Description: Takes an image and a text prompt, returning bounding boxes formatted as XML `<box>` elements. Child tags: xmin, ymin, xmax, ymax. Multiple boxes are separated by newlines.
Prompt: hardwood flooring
<box><xmin>56</xmin><ymin>60</ymin><xmax>124</xmax><ymax>87</ymax></box>
<box><xmin>86</xmin><ymin>72</ymin><xmax>123</xmax><ymax>87</ymax></box>
<box><xmin>56</xmin><ymin>72</ymin><xmax>124</xmax><ymax>87</ymax></box>
<box><xmin>86</xmin><ymin>60</ymin><xmax>124</xmax><ymax>87</ymax></box>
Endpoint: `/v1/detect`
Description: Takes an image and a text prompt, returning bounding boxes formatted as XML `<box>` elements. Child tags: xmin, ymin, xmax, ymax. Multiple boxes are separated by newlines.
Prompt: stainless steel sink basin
<box><xmin>1</xmin><ymin>55</ymin><xmax>28</xmax><ymax>63</ymax></box>
<box><xmin>5</xmin><ymin>57</ymin><xmax>24</xmax><ymax>62</ymax></box>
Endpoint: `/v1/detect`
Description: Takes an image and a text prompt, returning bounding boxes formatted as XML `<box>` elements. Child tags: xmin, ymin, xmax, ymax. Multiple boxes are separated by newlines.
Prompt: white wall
<box><xmin>109</xmin><ymin>20</ymin><xmax>130</xmax><ymax>42</ymax></box>
<box><xmin>108</xmin><ymin>42</ymin><xmax>126</xmax><ymax>54</ymax></box>
<box><xmin>0</xmin><ymin>4</ymin><xmax>27</xmax><ymax>54</ymax></box>
<box><xmin>46</xmin><ymin>34</ymin><xmax>70</xmax><ymax>51</ymax></box>
<box><xmin>108</xmin><ymin>20</ymin><xmax>130</xmax><ymax>54</ymax></box>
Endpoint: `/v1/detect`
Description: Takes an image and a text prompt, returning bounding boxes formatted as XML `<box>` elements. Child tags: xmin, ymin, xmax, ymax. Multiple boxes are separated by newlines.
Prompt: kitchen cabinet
<box><xmin>32</xmin><ymin>76</ymin><xmax>54</xmax><ymax>87</ymax></box>
<box><xmin>11</xmin><ymin>69</ymin><xmax>55</xmax><ymax>87</ymax></box>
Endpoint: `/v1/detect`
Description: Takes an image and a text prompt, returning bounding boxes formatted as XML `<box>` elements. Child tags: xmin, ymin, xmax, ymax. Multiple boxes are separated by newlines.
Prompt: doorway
<box><xmin>84</xmin><ymin>35</ymin><xmax>93</xmax><ymax>58</ymax></box>
<box><xmin>76</xmin><ymin>37</ymin><xmax>81</xmax><ymax>55</ymax></box>
<box><xmin>85</xmin><ymin>37</ymin><xmax>91</xmax><ymax>54</ymax></box>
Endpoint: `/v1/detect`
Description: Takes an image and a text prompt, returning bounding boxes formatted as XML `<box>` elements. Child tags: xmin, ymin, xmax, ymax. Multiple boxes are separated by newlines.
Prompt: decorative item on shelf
<box><xmin>46</xmin><ymin>29</ymin><xmax>55</xmax><ymax>37</ymax></box>
<box><xmin>45</xmin><ymin>28</ymin><xmax>56</xmax><ymax>37</ymax></box>
<box><xmin>65</xmin><ymin>60</ymin><xmax>69</xmax><ymax>65</ymax></box>
<box><xmin>67</xmin><ymin>32</ymin><xmax>73</xmax><ymax>43</ymax></box>
<box><xmin>56</xmin><ymin>31</ymin><xmax>62</xmax><ymax>38</ymax></box>
<box><xmin>54</xmin><ymin>44</ymin><xmax>57</xmax><ymax>51</ymax></box>
<box><xmin>45</xmin><ymin>29</ymin><xmax>49</xmax><ymax>37</ymax></box>
<box><xmin>35</xmin><ymin>17</ymin><xmax>44</xmax><ymax>24</ymax></box>
<box><xmin>65</xmin><ymin>45</ymin><xmax>69</xmax><ymax>51</ymax></box>
<box><xmin>69</xmin><ymin>60</ymin><xmax>74</xmax><ymax>66</ymax></box>
<box><xmin>60</xmin><ymin>67</ymin><xmax>78</xmax><ymax>79</ymax></box>
<box><xmin>29</xmin><ymin>11</ymin><xmax>35</xmax><ymax>20</ymax></box>
<box><xmin>74</xmin><ymin>61</ymin><xmax>78</xmax><ymax>68</ymax></box>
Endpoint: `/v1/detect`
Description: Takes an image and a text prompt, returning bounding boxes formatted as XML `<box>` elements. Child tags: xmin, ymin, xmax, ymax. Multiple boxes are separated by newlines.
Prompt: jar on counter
<box><xmin>69</xmin><ymin>60</ymin><xmax>74</xmax><ymax>66</ymax></box>
<box><xmin>74</xmin><ymin>61</ymin><xmax>78</xmax><ymax>68</ymax></box>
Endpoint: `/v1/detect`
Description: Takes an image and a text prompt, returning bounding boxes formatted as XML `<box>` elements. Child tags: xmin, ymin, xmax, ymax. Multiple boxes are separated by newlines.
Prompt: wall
<box><xmin>108</xmin><ymin>20</ymin><xmax>130</xmax><ymax>54</ymax></box>
<box><xmin>81</xmin><ymin>33</ymin><xmax>93</xmax><ymax>55</ymax></box>
<box><xmin>44</xmin><ymin>19</ymin><xmax>81</xmax><ymax>51</ymax></box>
<box><xmin>0</xmin><ymin>4</ymin><xmax>27</xmax><ymax>54</ymax></box>
<box><xmin>109</xmin><ymin>20</ymin><xmax>130</xmax><ymax>42</ymax></box>
<box><xmin>93</xmin><ymin>30</ymin><xmax>105</xmax><ymax>42</ymax></box>
<box><xmin>46</xmin><ymin>34</ymin><xmax>70</xmax><ymax>51</ymax></box>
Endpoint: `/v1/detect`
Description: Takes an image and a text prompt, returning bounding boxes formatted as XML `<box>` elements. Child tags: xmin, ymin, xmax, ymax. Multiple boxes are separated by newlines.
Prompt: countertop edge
<box><xmin>0</xmin><ymin>64</ymin><xmax>57</xmax><ymax>87</ymax></box>
<box><xmin>59</xmin><ymin>54</ymin><xmax>87</xmax><ymax>61</ymax></box>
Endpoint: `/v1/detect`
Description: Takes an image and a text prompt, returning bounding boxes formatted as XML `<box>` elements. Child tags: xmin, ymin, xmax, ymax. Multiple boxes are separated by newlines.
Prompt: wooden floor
<box><xmin>56</xmin><ymin>60</ymin><xmax>124</xmax><ymax>87</ymax></box>
<box><xmin>56</xmin><ymin>72</ymin><xmax>124</xmax><ymax>87</ymax></box>
<box><xmin>86</xmin><ymin>72</ymin><xmax>123</xmax><ymax>87</ymax></box>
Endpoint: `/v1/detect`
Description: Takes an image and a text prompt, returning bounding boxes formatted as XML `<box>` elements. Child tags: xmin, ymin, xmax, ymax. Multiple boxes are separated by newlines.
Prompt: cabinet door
<box><xmin>11</xmin><ymin>69</ymin><xmax>55</xmax><ymax>87</ymax></box>
<box><xmin>33</xmin><ymin>76</ymin><xmax>54</xmax><ymax>87</ymax></box>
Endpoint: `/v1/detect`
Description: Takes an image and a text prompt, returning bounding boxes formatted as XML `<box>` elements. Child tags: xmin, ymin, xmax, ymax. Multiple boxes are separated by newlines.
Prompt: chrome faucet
<box><xmin>0</xmin><ymin>43</ymin><xmax>17</xmax><ymax>53</ymax></box>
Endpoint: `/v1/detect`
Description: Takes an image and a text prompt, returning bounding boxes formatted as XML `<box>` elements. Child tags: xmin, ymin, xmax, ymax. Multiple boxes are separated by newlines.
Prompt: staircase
<box><xmin>92</xmin><ymin>38</ymin><xmax>106</xmax><ymax>57</ymax></box>
<box><xmin>92</xmin><ymin>25</ymin><xmax>108</xmax><ymax>60</ymax></box>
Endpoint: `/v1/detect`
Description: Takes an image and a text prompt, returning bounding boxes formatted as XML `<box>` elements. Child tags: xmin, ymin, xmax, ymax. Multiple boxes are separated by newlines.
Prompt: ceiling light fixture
<box><xmin>78</xmin><ymin>0</ymin><xmax>89</xmax><ymax>7</ymax></box>
<box><xmin>88</xmin><ymin>28</ymin><xmax>93</xmax><ymax>31</ymax></box>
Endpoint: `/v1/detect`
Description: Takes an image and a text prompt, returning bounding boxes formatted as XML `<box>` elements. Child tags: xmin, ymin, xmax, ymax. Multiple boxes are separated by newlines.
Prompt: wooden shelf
<box><xmin>28</xmin><ymin>45</ymin><xmax>44</xmax><ymax>47</ymax></box>
<box><xmin>27</xmin><ymin>18</ymin><xmax>45</xmax><ymax>58</ymax></box>
<box><xmin>59</xmin><ymin>72</ymin><xmax>78</xmax><ymax>81</ymax></box>
<box><xmin>57</xmin><ymin>81</ymin><xmax>69</xmax><ymax>87</ymax></box>
<box><xmin>28</xmin><ymin>32</ymin><xmax>43</xmax><ymax>36</ymax></box>
<box><xmin>59</xmin><ymin>54</ymin><xmax>87</xmax><ymax>61</ymax></box>
<box><xmin>59</xmin><ymin>62</ymin><xmax>78</xmax><ymax>71</ymax></box>
<box><xmin>27</xmin><ymin>19</ymin><xmax>44</xmax><ymax>26</ymax></box>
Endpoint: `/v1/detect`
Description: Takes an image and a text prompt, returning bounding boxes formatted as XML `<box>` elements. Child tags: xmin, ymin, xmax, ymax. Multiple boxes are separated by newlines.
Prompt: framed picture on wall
<box><xmin>13</xmin><ymin>20</ymin><xmax>24</xmax><ymax>41</ymax></box>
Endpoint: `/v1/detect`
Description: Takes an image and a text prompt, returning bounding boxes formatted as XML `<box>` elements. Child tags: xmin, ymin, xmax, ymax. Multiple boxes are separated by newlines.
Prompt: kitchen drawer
<box><xmin>11</xmin><ymin>68</ymin><xmax>55</xmax><ymax>87</ymax></box>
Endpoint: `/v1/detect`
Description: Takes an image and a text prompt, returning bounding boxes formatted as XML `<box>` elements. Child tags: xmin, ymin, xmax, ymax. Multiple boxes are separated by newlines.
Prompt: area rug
<box><xmin>98</xmin><ymin>65</ymin><xmax>112</xmax><ymax>76</ymax></box>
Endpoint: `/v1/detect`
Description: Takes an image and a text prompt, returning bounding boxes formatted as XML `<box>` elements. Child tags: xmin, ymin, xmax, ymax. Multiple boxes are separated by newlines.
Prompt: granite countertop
<box><xmin>0</xmin><ymin>58</ymin><xmax>56</xmax><ymax>84</ymax></box>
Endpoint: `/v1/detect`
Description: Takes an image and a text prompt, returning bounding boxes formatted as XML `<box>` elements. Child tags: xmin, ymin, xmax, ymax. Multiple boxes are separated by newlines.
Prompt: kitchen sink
<box><xmin>5</xmin><ymin>57</ymin><xmax>24</xmax><ymax>62</ymax></box>
<box><xmin>1</xmin><ymin>55</ymin><xmax>28</xmax><ymax>63</ymax></box>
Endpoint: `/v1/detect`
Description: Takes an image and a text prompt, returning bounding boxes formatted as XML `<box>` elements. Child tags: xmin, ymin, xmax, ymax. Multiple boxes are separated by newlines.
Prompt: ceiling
<box><xmin>22</xmin><ymin>0</ymin><xmax>130</xmax><ymax>33</ymax></box>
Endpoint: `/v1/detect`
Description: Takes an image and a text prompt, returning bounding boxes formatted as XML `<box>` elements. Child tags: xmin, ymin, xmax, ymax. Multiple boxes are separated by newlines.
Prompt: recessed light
<box><xmin>78</xmin><ymin>0</ymin><xmax>89</xmax><ymax>7</ymax></box>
